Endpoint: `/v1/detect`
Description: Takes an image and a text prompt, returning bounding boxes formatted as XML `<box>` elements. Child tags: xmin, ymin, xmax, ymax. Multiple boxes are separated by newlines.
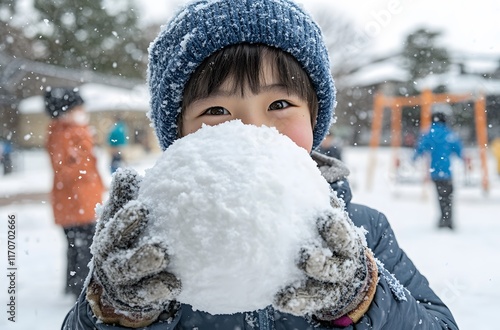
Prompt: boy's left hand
<box><xmin>274</xmin><ymin>194</ymin><xmax>378</xmax><ymax>324</ymax></box>
<box><xmin>87</xmin><ymin>168</ymin><xmax>181</xmax><ymax>328</ymax></box>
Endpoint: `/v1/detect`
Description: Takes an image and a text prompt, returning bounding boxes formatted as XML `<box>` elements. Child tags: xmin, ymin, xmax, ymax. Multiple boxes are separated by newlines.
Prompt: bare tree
<box><xmin>309</xmin><ymin>7</ymin><xmax>371</xmax><ymax>86</ymax></box>
<box><xmin>307</xmin><ymin>6</ymin><xmax>375</xmax><ymax>142</ymax></box>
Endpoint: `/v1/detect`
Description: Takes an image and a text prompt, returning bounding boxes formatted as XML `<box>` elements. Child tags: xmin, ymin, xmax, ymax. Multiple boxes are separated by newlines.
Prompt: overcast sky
<box><xmin>138</xmin><ymin>0</ymin><xmax>500</xmax><ymax>61</ymax></box>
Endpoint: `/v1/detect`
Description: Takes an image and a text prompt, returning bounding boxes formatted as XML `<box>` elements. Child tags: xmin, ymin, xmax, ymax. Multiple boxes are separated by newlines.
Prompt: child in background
<box><xmin>318</xmin><ymin>132</ymin><xmax>343</xmax><ymax>161</ymax></box>
<box><xmin>44</xmin><ymin>87</ymin><xmax>104</xmax><ymax>299</ymax></box>
<box><xmin>413</xmin><ymin>106</ymin><xmax>463</xmax><ymax>230</ymax></box>
<box><xmin>107</xmin><ymin>116</ymin><xmax>129</xmax><ymax>173</ymax></box>
<box><xmin>491</xmin><ymin>136</ymin><xmax>500</xmax><ymax>176</ymax></box>
<box><xmin>62</xmin><ymin>0</ymin><xmax>458</xmax><ymax>329</ymax></box>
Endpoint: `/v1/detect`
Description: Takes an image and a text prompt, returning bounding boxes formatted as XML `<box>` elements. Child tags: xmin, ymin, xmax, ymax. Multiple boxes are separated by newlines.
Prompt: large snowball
<box><xmin>138</xmin><ymin>120</ymin><xmax>333</xmax><ymax>314</ymax></box>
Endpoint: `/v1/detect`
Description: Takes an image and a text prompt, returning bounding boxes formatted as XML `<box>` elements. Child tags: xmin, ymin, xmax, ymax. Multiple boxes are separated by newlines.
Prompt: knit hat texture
<box><xmin>44</xmin><ymin>87</ymin><xmax>84</xmax><ymax>119</ymax></box>
<box><xmin>148</xmin><ymin>0</ymin><xmax>336</xmax><ymax>150</ymax></box>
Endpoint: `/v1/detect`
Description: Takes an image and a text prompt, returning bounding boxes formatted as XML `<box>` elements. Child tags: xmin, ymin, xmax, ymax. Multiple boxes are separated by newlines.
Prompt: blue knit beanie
<box><xmin>148</xmin><ymin>0</ymin><xmax>335</xmax><ymax>150</ymax></box>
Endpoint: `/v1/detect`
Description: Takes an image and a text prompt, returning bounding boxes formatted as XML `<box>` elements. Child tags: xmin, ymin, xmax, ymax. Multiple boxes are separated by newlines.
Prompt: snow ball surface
<box><xmin>138</xmin><ymin>120</ymin><xmax>333</xmax><ymax>314</ymax></box>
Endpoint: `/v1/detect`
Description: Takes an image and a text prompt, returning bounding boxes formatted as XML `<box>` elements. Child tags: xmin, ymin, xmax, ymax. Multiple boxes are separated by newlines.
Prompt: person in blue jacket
<box><xmin>413</xmin><ymin>106</ymin><xmax>463</xmax><ymax>229</ymax></box>
<box><xmin>62</xmin><ymin>0</ymin><xmax>458</xmax><ymax>329</ymax></box>
<box><xmin>1</xmin><ymin>138</ymin><xmax>13</xmax><ymax>175</ymax></box>
<box><xmin>107</xmin><ymin>117</ymin><xmax>129</xmax><ymax>173</ymax></box>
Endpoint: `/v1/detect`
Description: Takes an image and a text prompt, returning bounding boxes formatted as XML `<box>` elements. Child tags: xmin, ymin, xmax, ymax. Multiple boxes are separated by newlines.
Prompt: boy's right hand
<box><xmin>86</xmin><ymin>168</ymin><xmax>181</xmax><ymax>328</ymax></box>
<box><xmin>274</xmin><ymin>194</ymin><xmax>378</xmax><ymax>324</ymax></box>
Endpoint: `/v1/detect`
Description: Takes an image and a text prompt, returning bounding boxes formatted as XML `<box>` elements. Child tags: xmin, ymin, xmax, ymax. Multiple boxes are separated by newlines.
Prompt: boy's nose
<box><xmin>238</xmin><ymin>111</ymin><xmax>271</xmax><ymax>128</ymax></box>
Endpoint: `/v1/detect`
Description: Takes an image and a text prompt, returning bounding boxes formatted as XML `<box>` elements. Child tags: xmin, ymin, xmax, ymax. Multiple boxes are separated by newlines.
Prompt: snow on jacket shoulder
<box><xmin>346</xmin><ymin>203</ymin><xmax>457</xmax><ymax>329</ymax></box>
<box><xmin>62</xmin><ymin>153</ymin><xmax>458</xmax><ymax>330</ymax></box>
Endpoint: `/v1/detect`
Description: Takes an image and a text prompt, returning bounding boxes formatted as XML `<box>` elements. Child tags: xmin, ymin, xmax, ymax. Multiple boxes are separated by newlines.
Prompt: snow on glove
<box><xmin>274</xmin><ymin>193</ymin><xmax>378</xmax><ymax>325</ymax></box>
<box><xmin>86</xmin><ymin>168</ymin><xmax>181</xmax><ymax>328</ymax></box>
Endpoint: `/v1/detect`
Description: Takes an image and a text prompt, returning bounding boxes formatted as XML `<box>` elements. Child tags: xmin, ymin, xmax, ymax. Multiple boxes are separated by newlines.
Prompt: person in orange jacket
<box><xmin>44</xmin><ymin>87</ymin><xmax>104</xmax><ymax>298</ymax></box>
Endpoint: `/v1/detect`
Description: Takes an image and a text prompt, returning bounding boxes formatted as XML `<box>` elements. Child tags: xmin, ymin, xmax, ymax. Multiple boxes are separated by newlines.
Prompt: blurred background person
<box><xmin>0</xmin><ymin>137</ymin><xmax>13</xmax><ymax>175</ymax></box>
<box><xmin>44</xmin><ymin>87</ymin><xmax>104</xmax><ymax>299</ymax></box>
<box><xmin>413</xmin><ymin>104</ymin><xmax>463</xmax><ymax>230</ymax></box>
<box><xmin>491</xmin><ymin>135</ymin><xmax>500</xmax><ymax>176</ymax></box>
<box><xmin>107</xmin><ymin>115</ymin><xmax>128</xmax><ymax>174</ymax></box>
<box><xmin>318</xmin><ymin>132</ymin><xmax>343</xmax><ymax>160</ymax></box>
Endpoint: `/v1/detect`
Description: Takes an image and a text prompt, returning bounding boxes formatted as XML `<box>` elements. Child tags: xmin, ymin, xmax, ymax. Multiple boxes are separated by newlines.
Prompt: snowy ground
<box><xmin>0</xmin><ymin>146</ymin><xmax>498</xmax><ymax>329</ymax></box>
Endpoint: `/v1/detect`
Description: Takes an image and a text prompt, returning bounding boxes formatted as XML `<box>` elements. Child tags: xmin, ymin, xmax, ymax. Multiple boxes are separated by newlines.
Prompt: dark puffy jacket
<box><xmin>62</xmin><ymin>152</ymin><xmax>458</xmax><ymax>330</ymax></box>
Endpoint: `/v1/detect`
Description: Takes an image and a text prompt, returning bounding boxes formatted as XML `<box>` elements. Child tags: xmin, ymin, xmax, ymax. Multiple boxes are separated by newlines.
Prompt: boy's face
<box><xmin>181</xmin><ymin>60</ymin><xmax>314</xmax><ymax>152</ymax></box>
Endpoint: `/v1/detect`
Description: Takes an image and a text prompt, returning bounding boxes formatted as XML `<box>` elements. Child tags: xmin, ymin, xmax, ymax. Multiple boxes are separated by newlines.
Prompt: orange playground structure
<box><xmin>367</xmin><ymin>89</ymin><xmax>489</xmax><ymax>193</ymax></box>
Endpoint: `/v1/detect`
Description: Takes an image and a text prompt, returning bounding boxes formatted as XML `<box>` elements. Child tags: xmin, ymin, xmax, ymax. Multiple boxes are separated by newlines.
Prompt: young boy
<box><xmin>62</xmin><ymin>0</ymin><xmax>458</xmax><ymax>329</ymax></box>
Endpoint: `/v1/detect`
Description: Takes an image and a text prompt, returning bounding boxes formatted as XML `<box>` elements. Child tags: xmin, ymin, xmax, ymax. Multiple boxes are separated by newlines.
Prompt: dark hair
<box><xmin>179</xmin><ymin>44</ymin><xmax>318</xmax><ymax>136</ymax></box>
<box><xmin>44</xmin><ymin>87</ymin><xmax>84</xmax><ymax>119</ymax></box>
<box><xmin>432</xmin><ymin>112</ymin><xmax>447</xmax><ymax>124</ymax></box>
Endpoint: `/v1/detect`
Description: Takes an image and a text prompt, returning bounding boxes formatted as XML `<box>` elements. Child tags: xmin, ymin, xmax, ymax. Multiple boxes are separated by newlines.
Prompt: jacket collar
<box><xmin>311</xmin><ymin>150</ymin><xmax>350</xmax><ymax>183</ymax></box>
<box><xmin>311</xmin><ymin>150</ymin><xmax>353</xmax><ymax>207</ymax></box>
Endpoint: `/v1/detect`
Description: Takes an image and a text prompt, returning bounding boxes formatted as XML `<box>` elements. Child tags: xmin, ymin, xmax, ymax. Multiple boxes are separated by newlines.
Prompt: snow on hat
<box><xmin>44</xmin><ymin>87</ymin><xmax>84</xmax><ymax>119</ymax></box>
<box><xmin>148</xmin><ymin>0</ymin><xmax>336</xmax><ymax>151</ymax></box>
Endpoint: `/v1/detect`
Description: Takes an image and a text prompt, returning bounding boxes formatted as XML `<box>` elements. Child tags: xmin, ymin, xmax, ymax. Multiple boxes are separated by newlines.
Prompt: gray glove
<box><xmin>87</xmin><ymin>168</ymin><xmax>181</xmax><ymax>328</ymax></box>
<box><xmin>274</xmin><ymin>194</ymin><xmax>377</xmax><ymax>323</ymax></box>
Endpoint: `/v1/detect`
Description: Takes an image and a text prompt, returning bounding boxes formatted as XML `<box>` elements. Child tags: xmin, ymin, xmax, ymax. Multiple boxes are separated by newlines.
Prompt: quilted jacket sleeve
<box><xmin>62</xmin><ymin>291</ymin><xmax>182</xmax><ymax>330</ymax></box>
<box><xmin>347</xmin><ymin>203</ymin><xmax>458</xmax><ymax>329</ymax></box>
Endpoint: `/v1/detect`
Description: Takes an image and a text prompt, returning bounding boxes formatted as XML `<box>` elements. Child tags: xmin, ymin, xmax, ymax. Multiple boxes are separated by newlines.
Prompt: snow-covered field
<box><xmin>0</xmin><ymin>146</ymin><xmax>498</xmax><ymax>329</ymax></box>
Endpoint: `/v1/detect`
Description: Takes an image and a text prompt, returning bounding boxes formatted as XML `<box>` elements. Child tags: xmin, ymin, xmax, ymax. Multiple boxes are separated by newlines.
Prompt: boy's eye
<box><xmin>203</xmin><ymin>107</ymin><xmax>229</xmax><ymax>116</ymax></box>
<box><xmin>269</xmin><ymin>100</ymin><xmax>291</xmax><ymax>111</ymax></box>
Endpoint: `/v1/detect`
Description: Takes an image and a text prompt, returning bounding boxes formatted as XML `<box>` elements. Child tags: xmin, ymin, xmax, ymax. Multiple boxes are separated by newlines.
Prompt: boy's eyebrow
<box><xmin>209</xmin><ymin>83</ymin><xmax>290</xmax><ymax>97</ymax></box>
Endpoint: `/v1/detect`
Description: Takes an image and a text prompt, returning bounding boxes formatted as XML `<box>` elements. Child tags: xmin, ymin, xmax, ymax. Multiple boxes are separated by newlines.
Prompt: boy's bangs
<box><xmin>182</xmin><ymin>44</ymin><xmax>317</xmax><ymax>117</ymax></box>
